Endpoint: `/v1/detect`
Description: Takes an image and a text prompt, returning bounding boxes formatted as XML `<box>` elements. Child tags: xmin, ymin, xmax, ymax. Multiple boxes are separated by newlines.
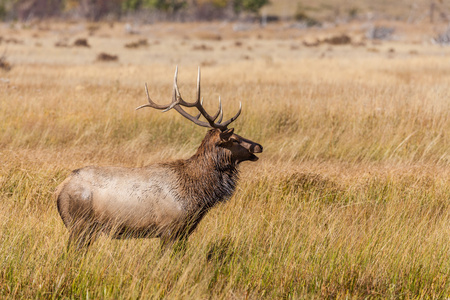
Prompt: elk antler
<box><xmin>136</xmin><ymin>66</ymin><xmax>241</xmax><ymax>130</ymax></box>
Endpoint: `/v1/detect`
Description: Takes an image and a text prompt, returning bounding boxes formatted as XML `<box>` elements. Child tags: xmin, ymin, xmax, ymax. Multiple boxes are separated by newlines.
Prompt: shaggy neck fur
<box><xmin>167</xmin><ymin>130</ymin><xmax>239</xmax><ymax>212</ymax></box>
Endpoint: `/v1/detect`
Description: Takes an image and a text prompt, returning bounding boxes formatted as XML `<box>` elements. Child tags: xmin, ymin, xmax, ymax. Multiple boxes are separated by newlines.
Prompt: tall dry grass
<box><xmin>0</xmin><ymin>22</ymin><xmax>449</xmax><ymax>298</ymax></box>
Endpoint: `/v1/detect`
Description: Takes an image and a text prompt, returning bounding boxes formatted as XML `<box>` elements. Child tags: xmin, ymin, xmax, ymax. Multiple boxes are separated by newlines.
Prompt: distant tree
<box><xmin>121</xmin><ymin>0</ymin><xmax>186</xmax><ymax>14</ymax></box>
<box><xmin>193</xmin><ymin>0</ymin><xmax>234</xmax><ymax>20</ymax></box>
<box><xmin>0</xmin><ymin>0</ymin><xmax>268</xmax><ymax>21</ymax></box>
<box><xmin>121</xmin><ymin>0</ymin><xmax>142</xmax><ymax>11</ymax></box>
<box><xmin>15</xmin><ymin>0</ymin><xmax>64</xmax><ymax>20</ymax></box>
<box><xmin>233</xmin><ymin>0</ymin><xmax>269</xmax><ymax>14</ymax></box>
<box><xmin>152</xmin><ymin>0</ymin><xmax>186</xmax><ymax>12</ymax></box>
<box><xmin>0</xmin><ymin>1</ymin><xmax>7</xmax><ymax>20</ymax></box>
<box><xmin>196</xmin><ymin>0</ymin><xmax>228</xmax><ymax>8</ymax></box>
<box><xmin>79</xmin><ymin>0</ymin><xmax>121</xmax><ymax>21</ymax></box>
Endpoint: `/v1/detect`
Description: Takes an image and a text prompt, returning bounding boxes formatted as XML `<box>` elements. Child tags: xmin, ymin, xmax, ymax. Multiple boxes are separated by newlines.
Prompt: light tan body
<box><xmin>57</xmin><ymin>164</ymin><xmax>189</xmax><ymax>243</ymax></box>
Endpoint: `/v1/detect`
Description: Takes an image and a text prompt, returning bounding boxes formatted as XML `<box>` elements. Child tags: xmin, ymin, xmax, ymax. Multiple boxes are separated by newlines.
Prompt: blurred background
<box><xmin>1</xmin><ymin>0</ymin><xmax>449</xmax><ymax>24</ymax></box>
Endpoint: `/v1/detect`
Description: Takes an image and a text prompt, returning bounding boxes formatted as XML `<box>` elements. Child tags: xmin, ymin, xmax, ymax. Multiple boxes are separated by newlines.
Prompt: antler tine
<box><xmin>135</xmin><ymin>83</ymin><xmax>175</xmax><ymax>111</ymax></box>
<box><xmin>211</xmin><ymin>96</ymin><xmax>222</xmax><ymax>121</ymax></box>
<box><xmin>162</xmin><ymin>75</ymin><xmax>180</xmax><ymax>112</ymax></box>
<box><xmin>197</xmin><ymin>66</ymin><xmax>201</xmax><ymax>104</ymax></box>
<box><xmin>184</xmin><ymin>66</ymin><xmax>217</xmax><ymax>127</ymax></box>
<box><xmin>174</xmin><ymin>65</ymin><xmax>180</xmax><ymax>99</ymax></box>
<box><xmin>219</xmin><ymin>102</ymin><xmax>242</xmax><ymax>127</ymax></box>
<box><xmin>216</xmin><ymin>97</ymin><xmax>224</xmax><ymax>124</ymax></box>
<box><xmin>194</xmin><ymin>97</ymin><xmax>204</xmax><ymax>120</ymax></box>
<box><xmin>173</xmin><ymin>65</ymin><xmax>197</xmax><ymax>108</ymax></box>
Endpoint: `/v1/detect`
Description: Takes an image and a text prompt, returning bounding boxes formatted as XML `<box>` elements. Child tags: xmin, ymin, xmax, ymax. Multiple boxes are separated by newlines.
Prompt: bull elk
<box><xmin>55</xmin><ymin>67</ymin><xmax>263</xmax><ymax>250</ymax></box>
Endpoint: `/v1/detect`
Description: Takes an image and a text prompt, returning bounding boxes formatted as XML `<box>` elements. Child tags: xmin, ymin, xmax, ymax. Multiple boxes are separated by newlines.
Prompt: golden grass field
<box><xmin>1</xmin><ymin>20</ymin><xmax>450</xmax><ymax>298</ymax></box>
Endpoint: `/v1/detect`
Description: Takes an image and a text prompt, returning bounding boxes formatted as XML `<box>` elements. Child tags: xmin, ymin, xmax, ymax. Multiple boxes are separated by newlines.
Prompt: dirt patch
<box><xmin>96</xmin><ymin>52</ymin><xmax>118</xmax><ymax>62</ymax></box>
<box><xmin>323</xmin><ymin>34</ymin><xmax>351</xmax><ymax>45</ymax></box>
<box><xmin>192</xmin><ymin>44</ymin><xmax>213</xmax><ymax>51</ymax></box>
<box><xmin>303</xmin><ymin>40</ymin><xmax>320</xmax><ymax>47</ymax></box>
<box><xmin>73</xmin><ymin>38</ymin><xmax>90</xmax><ymax>48</ymax></box>
<box><xmin>0</xmin><ymin>51</ymin><xmax>12</xmax><ymax>71</ymax></box>
<box><xmin>3</xmin><ymin>37</ymin><xmax>23</xmax><ymax>44</ymax></box>
<box><xmin>55</xmin><ymin>39</ymin><xmax>70</xmax><ymax>47</ymax></box>
<box><xmin>124</xmin><ymin>39</ymin><xmax>148</xmax><ymax>48</ymax></box>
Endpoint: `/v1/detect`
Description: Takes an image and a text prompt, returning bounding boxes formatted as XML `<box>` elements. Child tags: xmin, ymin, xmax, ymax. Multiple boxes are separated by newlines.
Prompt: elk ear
<box><xmin>220</xmin><ymin>128</ymin><xmax>234</xmax><ymax>141</ymax></box>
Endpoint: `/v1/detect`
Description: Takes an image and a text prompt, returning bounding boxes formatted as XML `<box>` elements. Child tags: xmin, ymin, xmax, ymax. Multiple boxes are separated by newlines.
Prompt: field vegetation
<box><xmin>0</xmin><ymin>20</ymin><xmax>450</xmax><ymax>298</ymax></box>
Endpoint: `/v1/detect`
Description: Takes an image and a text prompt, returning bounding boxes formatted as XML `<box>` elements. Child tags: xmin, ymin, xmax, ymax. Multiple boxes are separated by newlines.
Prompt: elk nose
<box><xmin>252</xmin><ymin>144</ymin><xmax>263</xmax><ymax>153</ymax></box>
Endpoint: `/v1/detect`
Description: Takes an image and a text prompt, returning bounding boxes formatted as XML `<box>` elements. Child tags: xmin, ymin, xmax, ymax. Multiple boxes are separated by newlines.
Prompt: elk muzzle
<box><xmin>234</xmin><ymin>134</ymin><xmax>263</xmax><ymax>161</ymax></box>
<box><xmin>236</xmin><ymin>135</ymin><xmax>263</xmax><ymax>153</ymax></box>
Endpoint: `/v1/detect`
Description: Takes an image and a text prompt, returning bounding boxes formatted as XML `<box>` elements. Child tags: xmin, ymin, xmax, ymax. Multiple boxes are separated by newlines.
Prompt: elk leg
<box><xmin>67</xmin><ymin>222</ymin><xmax>99</xmax><ymax>252</ymax></box>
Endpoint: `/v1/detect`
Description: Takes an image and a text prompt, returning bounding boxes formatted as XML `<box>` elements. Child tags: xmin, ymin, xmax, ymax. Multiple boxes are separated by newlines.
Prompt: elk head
<box><xmin>136</xmin><ymin>67</ymin><xmax>263</xmax><ymax>164</ymax></box>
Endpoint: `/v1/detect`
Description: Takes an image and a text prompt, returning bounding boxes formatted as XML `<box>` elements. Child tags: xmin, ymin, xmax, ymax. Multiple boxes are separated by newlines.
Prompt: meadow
<box><xmin>0</xmin><ymin>20</ymin><xmax>450</xmax><ymax>298</ymax></box>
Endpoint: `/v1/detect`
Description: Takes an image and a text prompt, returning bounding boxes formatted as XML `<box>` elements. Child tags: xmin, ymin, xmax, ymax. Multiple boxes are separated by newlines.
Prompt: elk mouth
<box><xmin>249</xmin><ymin>145</ymin><xmax>263</xmax><ymax>161</ymax></box>
<box><xmin>249</xmin><ymin>154</ymin><xmax>259</xmax><ymax>161</ymax></box>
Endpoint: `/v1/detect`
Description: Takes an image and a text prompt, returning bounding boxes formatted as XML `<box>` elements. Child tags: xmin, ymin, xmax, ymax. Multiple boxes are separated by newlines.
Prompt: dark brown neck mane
<box><xmin>167</xmin><ymin>130</ymin><xmax>239</xmax><ymax>211</ymax></box>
